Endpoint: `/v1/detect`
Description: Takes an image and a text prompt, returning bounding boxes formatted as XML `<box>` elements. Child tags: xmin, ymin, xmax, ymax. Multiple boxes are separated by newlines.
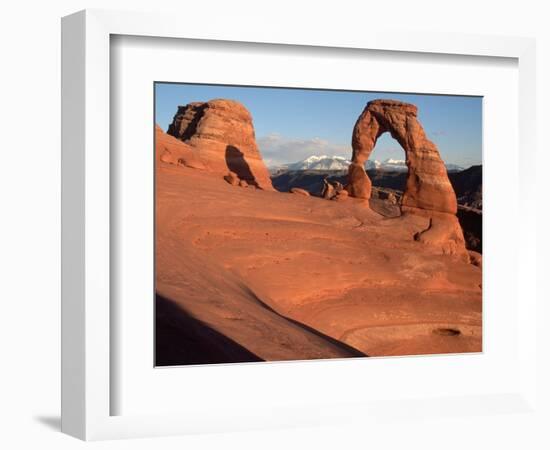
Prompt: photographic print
<box><xmin>154</xmin><ymin>83</ymin><xmax>482</xmax><ymax>366</ymax></box>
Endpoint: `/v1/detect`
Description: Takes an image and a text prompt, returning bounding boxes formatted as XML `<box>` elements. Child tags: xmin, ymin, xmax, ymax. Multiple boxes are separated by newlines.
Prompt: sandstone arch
<box><xmin>348</xmin><ymin>99</ymin><xmax>467</xmax><ymax>258</ymax></box>
<box><xmin>349</xmin><ymin>99</ymin><xmax>457</xmax><ymax>215</ymax></box>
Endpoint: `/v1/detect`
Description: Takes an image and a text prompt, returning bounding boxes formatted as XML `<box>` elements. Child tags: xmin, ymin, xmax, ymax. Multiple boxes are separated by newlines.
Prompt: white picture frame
<box><xmin>61</xmin><ymin>9</ymin><xmax>539</xmax><ymax>441</ymax></box>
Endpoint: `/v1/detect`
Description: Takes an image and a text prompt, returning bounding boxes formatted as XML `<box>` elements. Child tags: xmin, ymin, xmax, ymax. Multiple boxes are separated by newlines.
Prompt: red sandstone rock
<box><xmin>413</xmin><ymin>211</ymin><xmax>468</xmax><ymax>261</ymax></box>
<box><xmin>337</xmin><ymin>189</ymin><xmax>349</xmax><ymax>197</ymax></box>
<box><xmin>350</xmin><ymin>99</ymin><xmax>457</xmax><ymax>215</ymax></box>
<box><xmin>346</xmin><ymin>163</ymin><xmax>371</xmax><ymax>199</ymax></box>
<box><xmin>333</xmin><ymin>190</ymin><xmax>349</xmax><ymax>202</ymax></box>
<box><xmin>167</xmin><ymin>99</ymin><xmax>274</xmax><ymax>190</ymax></box>
<box><xmin>155</xmin><ymin>124</ymin><xmax>206</xmax><ymax>170</ymax></box>
<box><xmin>349</xmin><ymin>99</ymin><xmax>467</xmax><ymax>258</ymax></box>
<box><xmin>468</xmin><ymin>250</ymin><xmax>482</xmax><ymax>269</ymax></box>
<box><xmin>321</xmin><ymin>179</ymin><xmax>335</xmax><ymax>199</ymax></box>
<box><xmin>224</xmin><ymin>171</ymin><xmax>240</xmax><ymax>186</ymax></box>
<box><xmin>290</xmin><ymin>187</ymin><xmax>310</xmax><ymax>196</ymax></box>
<box><xmin>156</xmin><ymin>162</ymin><xmax>482</xmax><ymax>361</ymax></box>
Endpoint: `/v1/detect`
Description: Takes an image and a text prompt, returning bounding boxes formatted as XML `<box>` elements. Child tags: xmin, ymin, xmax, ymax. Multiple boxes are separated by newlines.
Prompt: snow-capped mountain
<box><xmin>445</xmin><ymin>163</ymin><xmax>465</xmax><ymax>173</ymax></box>
<box><xmin>364</xmin><ymin>159</ymin><xmax>381</xmax><ymax>170</ymax></box>
<box><xmin>288</xmin><ymin>155</ymin><xmax>352</xmax><ymax>171</ymax></box>
<box><xmin>269</xmin><ymin>155</ymin><xmax>464</xmax><ymax>174</ymax></box>
<box><xmin>372</xmin><ymin>158</ymin><xmax>407</xmax><ymax>172</ymax></box>
<box><xmin>269</xmin><ymin>155</ymin><xmax>350</xmax><ymax>174</ymax></box>
<box><xmin>370</xmin><ymin>159</ymin><xmax>465</xmax><ymax>172</ymax></box>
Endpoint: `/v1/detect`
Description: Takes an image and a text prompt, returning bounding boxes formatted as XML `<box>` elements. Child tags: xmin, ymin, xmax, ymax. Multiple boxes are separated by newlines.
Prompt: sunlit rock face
<box><xmin>349</xmin><ymin>99</ymin><xmax>466</xmax><ymax>258</ymax></box>
<box><xmin>167</xmin><ymin>99</ymin><xmax>274</xmax><ymax>191</ymax></box>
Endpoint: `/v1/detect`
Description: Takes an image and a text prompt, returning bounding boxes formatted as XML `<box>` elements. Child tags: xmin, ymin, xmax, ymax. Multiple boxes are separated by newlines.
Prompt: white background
<box><xmin>1</xmin><ymin>1</ymin><xmax>548</xmax><ymax>449</ymax></box>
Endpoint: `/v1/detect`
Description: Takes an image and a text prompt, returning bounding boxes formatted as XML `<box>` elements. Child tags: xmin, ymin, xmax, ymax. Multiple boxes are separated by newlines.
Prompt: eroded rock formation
<box><xmin>349</xmin><ymin>99</ymin><xmax>467</xmax><ymax>258</ymax></box>
<box><xmin>155</xmin><ymin>124</ymin><xmax>206</xmax><ymax>170</ymax></box>
<box><xmin>290</xmin><ymin>187</ymin><xmax>310</xmax><ymax>196</ymax></box>
<box><xmin>333</xmin><ymin>189</ymin><xmax>349</xmax><ymax>202</ymax></box>
<box><xmin>321</xmin><ymin>178</ymin><xmax>336</xmax><ymax>199</ymax></box>
<box><xmin>167</xmin><ymin>99</ymin><xmax>274</xmax><ymax>190</ymax></box>
<box><xmin>223</xmin><ymin>171</ymin><xmax>240</xmax><ymax>186</ymax></box>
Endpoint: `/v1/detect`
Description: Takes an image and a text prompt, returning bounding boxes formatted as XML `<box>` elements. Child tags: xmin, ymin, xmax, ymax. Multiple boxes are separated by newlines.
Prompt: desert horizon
<box><xmin>154</xmin><ymin>84</ymin><xmax>482</xmax><ymax>366</ymax></box>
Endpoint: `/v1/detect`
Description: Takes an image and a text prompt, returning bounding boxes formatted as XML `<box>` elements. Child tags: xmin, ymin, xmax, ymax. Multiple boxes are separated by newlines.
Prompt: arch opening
<box><xmin>364</xmin><ymin>131</ymin><xmax>409</xmax><ymax>215</ymax></box>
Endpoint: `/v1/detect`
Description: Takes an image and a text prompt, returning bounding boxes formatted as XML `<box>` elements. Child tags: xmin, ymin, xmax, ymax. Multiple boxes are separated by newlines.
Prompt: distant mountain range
<box><xmin>275</xmin><ymin>155</ymin><xmax>351</xmax><ymax>172</ymax></box>
<box><xmin>269</xmin><ymin>155</ymin><xmax>465</xmax><ymax>174</ymax></box>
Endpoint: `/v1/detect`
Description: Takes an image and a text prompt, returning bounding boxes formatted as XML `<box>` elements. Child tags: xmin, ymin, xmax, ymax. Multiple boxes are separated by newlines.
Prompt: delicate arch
<box><xmin>348</xmin><ymin>99</ymin><xmax>457</xmax><ymax>216</ymax></box>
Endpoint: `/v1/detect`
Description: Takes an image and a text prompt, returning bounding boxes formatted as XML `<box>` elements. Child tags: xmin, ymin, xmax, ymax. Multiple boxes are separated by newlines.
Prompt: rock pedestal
<box><xmin>167</xmin><ymin>99</ymin><xmax>274</xmax><ymax>191</ymax></box>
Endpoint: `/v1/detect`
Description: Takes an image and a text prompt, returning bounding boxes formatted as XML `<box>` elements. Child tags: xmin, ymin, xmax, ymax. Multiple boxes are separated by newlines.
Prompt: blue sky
<box><xmin>155</xmin><ymin>83</ymin><xmax>482</xmax><ymax>168</ymax></box>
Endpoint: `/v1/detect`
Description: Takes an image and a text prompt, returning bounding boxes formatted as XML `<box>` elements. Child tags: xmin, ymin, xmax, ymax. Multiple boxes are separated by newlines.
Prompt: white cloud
<box><xmin>257</xmin><ymin>133</ymin><xmax>352</xmax><ymax>167</ymax></box>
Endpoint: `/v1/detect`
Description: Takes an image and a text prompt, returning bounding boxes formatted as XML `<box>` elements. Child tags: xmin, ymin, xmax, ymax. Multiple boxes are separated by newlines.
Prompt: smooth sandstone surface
<box><xmin>156</xmin><ymin>163</ymin><xmax>482</xmax><ymax>363</ymax></box>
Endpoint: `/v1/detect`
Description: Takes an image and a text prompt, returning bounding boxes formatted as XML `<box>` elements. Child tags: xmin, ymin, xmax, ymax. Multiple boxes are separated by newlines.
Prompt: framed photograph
<box><xmin>153</xmin><ymin>83</ymin><xmax>483</xmax><ymax>367</ymax></box>
<box><xmin>62</xmin><ymin>9</ymin><xmax>539</xmax><ymax>441</ymax></box>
